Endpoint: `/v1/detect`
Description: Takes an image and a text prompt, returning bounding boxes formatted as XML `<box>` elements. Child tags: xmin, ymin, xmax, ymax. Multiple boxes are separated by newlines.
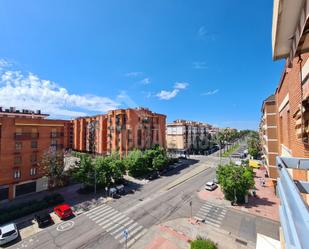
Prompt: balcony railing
<box><xmin>276</xmin><ymin>156</ymin><xmax>309</xmax><ymax>249</ymax></box>
<box><xmin>15</xmin><ymin>133</ymin><xmax>39</xmax><ymax>140</ymax></box>
<box><xmin>50</xmin><ymin>132</ymin><xmax>64</xmax><ymax>138</ymax></box>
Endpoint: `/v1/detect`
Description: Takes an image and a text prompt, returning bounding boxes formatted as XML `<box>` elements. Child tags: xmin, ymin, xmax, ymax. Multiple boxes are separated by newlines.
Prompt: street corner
<box><xmin>232</xmin><ymin>169</ymin><xmax>280</xmax><ymax>222</ymax></box>
<box><xmin>131</xmin><ymin>221</ymin><xmax>191</xmax><ymax>249</ymax></box>
<box><xmin>197</xmin><ymin>185</ymin><xmax>225</xmax><ymax>203</ymax></box>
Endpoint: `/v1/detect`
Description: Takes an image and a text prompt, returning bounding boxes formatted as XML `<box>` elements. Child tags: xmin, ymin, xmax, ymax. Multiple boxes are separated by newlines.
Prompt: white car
<box><xmin>205</xmin><ymin>181</ymin><xmax>218</xmax><ymax>191</ymax></box>
<box><xmin>0</xmin><ymin>223</ymin><xmax>19</xmax><ymax>245</ymax></box>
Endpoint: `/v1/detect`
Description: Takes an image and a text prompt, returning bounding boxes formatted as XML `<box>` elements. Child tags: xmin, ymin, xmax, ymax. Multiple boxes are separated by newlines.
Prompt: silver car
<box><xmin>205</xmin><ymin>181</ymin><xmax>218</xmax><ymax>191</ymax></box>
<box><xmin>0</xmin><ymin>223</ymin><xmax>19</xmax><ymax>245</ymax></box>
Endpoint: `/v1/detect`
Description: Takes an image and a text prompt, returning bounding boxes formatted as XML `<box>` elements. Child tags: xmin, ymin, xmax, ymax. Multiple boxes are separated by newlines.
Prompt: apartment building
<box><xmin>72</xmin><ymin>107</ymin><xmax>166</xmax><ymax>156</ymax></box>
<box><xmin>260</xmin><ymin>95</ymin><xmax>279</xmax><ymax>181</ymax></box>
<box><xmin>271</xmin><ymin>0</ymin><xmax>309</xmax><ymax>248</ymax></box>
<box><xmin>166</xmin><ymin>120</ymin><xmax>214</xmax><ymax>155</ymax></box>
<box><xmin>73</xmin><ymin>115</ymin><xmax>107</xmax><ymax>155</ymax></box>
<box><xmin>0</xmin><ymin>107</ymin><xmax>71</xmax><ymax>201</ymax></box>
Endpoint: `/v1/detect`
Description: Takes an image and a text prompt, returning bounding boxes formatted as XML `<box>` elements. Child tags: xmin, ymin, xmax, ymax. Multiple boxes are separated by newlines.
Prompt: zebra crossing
<box><xmin>194</xmin><ymin>201</ymin><xmax>227</xmax><ymax>228</ymax></box>
<box><xmin>86</xmin><ymin>204</ymin><xmax>147</xmax><ymax>248</ymax></box>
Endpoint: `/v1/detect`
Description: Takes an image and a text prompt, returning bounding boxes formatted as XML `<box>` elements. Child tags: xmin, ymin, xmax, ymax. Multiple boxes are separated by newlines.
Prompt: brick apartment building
<box><xmin>166</xmin><ymin>120</ymin><xmax>214</xmax><ymax>155</ymax></box>
<box><xmin>270</xmin><ymin>1</ymin><xmax>309</xmax><ymax>247</ymax></box>
<box><xmin>260</xmin><ymin>95</ymin><xmax>279</xmax><ymax>181</ymax></box>
<box><xmin>72</xmin><ymin>107</ymin><xmax>166</xmax><ymax>156</ymax></box>
<box><xmin>0</xmin><ymin>107</ymin><xmax>71</xmax><ymax>201</ymax></box>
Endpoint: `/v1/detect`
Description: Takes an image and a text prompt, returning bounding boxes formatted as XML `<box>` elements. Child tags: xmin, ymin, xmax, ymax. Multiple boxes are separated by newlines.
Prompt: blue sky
<box><xmin>0</xmin><ymin>0</ymin><xmax>284</xmax><ymax>130</ymax></box>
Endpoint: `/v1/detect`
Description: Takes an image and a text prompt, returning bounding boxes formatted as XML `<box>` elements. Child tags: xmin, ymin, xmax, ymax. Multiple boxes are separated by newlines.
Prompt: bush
<box><xmin>216</xmin><ymin>163</ymin><xmax>255</xmax><ymax>203</ymax></box>
<box><xmin>0</xmin><ymin>193</ymin><xmax>64</xmax><ymax>225</ymax></box>
<box><xmin>191</xmin><ymin>239</ymin><xmax>217</xmax><ymax>249</ymax></box>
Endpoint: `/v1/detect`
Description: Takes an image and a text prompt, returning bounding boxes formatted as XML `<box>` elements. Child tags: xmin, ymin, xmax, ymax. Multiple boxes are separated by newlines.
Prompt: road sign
<box><xmin>123</xmin><ymin>228</ymin><xmax>129</xmax><ymax>239</ymax></box>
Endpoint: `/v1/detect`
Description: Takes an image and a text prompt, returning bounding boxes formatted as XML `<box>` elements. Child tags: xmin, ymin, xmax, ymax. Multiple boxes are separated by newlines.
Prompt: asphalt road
<box><xmin>7</xmin><ymin>155</ymin><xmax>279</xmax><ymax>249</ymax></box>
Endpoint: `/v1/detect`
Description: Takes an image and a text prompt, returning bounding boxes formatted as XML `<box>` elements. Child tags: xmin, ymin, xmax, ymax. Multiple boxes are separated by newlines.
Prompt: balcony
<box><xmin>15</xmin><ymin>133</ymin><xmax>39</xmax><ymax>140</ymax></box>
<box><xmin>50</xmin><ymin>132</ymin><xmax>64</xmax><ymax>138</ymax></box>
<box><xmin>276</xmin><ymin>156</ymin><xmax>309</xmax><ymax>249</ymax></box>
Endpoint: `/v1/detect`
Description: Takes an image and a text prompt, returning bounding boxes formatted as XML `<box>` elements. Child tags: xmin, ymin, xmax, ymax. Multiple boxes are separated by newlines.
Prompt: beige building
<box><xmin>260</xmin><ymin>95</ymin><xmax>279</xmax><ymax>182</ymax></box>
<box><xmin>166</xmin><ymin>120</ymin><xmax>214</xmax><ymax>155</ymax></box>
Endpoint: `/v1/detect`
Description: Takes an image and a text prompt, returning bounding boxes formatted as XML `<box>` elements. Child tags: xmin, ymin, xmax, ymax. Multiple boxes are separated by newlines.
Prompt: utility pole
<box><xmin>189</xmin><ymin>200</ymin><xmax>192</xmax><ymax>219</ymax></box>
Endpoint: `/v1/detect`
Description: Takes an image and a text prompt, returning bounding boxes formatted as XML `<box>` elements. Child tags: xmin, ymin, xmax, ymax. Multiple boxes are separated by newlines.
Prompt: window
<box><xmin>14</xmin><ymin>155</ymin><xmax>22</xmax><ymax>165</ymax></box>
<box><xmin>30</xmin><ymin>154</ymin><xmax>37</xmax><ymax>163</ymax></box>
<box><xmin>30</xmin><ymin>167</ymin><xmax>36</xmax><ymax>176</ymax></box>
<box><xmin>31</xmin><ymin>128</ymin><xmax>38</xmax><ymax>138</ymax></box>
<box><xmin>31</xmin><ymin>140</ymin><xmax>38</xmax><ymax>149</ymax></box>
<box><xmin>137</xmin><ymin>129</ymin><xmax>142</xmax><ymax>146</ymax></box>
<box><xmin>15</xmin><ymin>141</ymin><xmax>22</xmax><ymax>151</ymax></box>
<box><xmin>15</xmin><ymin>128</ymin><xmax>22</xmax><ymax>135</ymax></box>
<box><xmin>13</xmin><ymin>169</ymin><xmax>21</xmax><ymax>179</ymax></box>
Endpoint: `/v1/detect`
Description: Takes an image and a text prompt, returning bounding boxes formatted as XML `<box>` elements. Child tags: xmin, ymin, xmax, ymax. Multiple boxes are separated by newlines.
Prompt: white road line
<box><xmin>91</xmin><ymin>209</ymin><xmax>118</xmax><ymax>222</ymax></box>
<box><xmin>105</xmin><ymin>217</ymin><xmax>130</xmax><ymax>232</ymax></box>
<box><xmin>96</xmin><ymin>212</ymin><xmax>123</xmax><ymax>225</ymax></box>
<box><xmin>127</xmin><ymin>229</ymin><xmax>147</xmax><ymax>248</ymax></box>
<box><xmin>102</xmin><ymin>214</ymin><xmax>126</xmax><ymax>229</ymax></box>
<box><xmin>88</xmin><ymin>206</ymin><xmax>113</xmax><ymax>218</ymax></box>
<box><xmin>119</xmin><ymin>225</ymin><xmax>142</xmax><ymax>243</ymax></box>
<box><xmin>111</xmin><ymin>220</ymin><xmax>134</xmax><ymax>235</ymax></box>
<box><xmin>114</xmin><ymin>223</ymin><xmax>138</xmax><ymax>239</ymax></box>
<box><xmin>86</xmin><ymin>204</ymin><xmax>108</xmax><ymax>214</ymax></box>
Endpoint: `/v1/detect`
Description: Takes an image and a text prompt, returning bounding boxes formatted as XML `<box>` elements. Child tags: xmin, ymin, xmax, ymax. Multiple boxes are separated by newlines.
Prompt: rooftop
<box><xmin>0</xmin><ymin>107</ymin><xmax>49</xmax><ymax>119</ymax></box>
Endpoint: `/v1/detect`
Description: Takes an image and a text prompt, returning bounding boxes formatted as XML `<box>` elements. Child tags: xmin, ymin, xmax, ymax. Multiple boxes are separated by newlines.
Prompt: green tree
<box><xmin>125</xmin><ymin>149</ymin><xmax>148</xmax><ymax>177</ymax></box>
<box><xmin>72</xmin><ymin>154</ymin><xmax>95</xmax><ymax>187</ymax></box>
<box><xmin>190</xmin><ymin>238</ymin><xmax>217</xmax><ymax>249</ymax></box>
<box><xmin>216</xmin><ymin>163</ymin><xmax>255</xmax><ymax>203</ymax></box>
<box><xmin>40</xmin><ymin>149</ymin><xmax>65</xmax><ymax>188</ymax></box>
<box><xmin>247</xmin><ymin>131</ymin><xmax>261</xmax><ymax>159</ymax></box>
<box><xmin>152</xmin><ymin>154</ymin><xmax>168</xmax><ymax>171</ymax></box>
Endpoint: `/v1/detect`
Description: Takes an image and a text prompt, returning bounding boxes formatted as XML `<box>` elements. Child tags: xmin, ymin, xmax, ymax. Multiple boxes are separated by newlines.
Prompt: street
<box><xmin>8</xmin><ymin>155</ymin><xmax>279</xmax><ymax>249</ymax></box>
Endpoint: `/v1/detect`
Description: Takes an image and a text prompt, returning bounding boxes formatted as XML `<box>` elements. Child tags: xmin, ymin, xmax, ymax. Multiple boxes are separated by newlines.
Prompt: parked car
<box><xmin>205</xmin><ymin>181</ymin><xmax>218</xmax><ymax>191</ymax></box>
<box><xmin>116</xmin><ymin>184</ymin><xmax>125</xmax><ymax>194</ymax></box>
<box><xmin>34</xmin><ymin>212</ymin><xmax>53</xmax><ymax>228</ymax></box>
<box><xmin>0</xmin><ymin>223</ymin><xmax>19</xmax><ymax>246</ymax></box>
<box><xmin>54</xmin><ymin>204</ymin><xmax>73</xmax><ymax>219</ymax></box>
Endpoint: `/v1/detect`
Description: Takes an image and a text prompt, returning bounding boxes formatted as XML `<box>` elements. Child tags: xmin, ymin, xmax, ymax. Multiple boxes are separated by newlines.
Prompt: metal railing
<box><xmin>15</xmin><ymin>132</ymin><xmax>39</xmax><ymax>140</ymax></box>
<box><xmin>276</xmin><ymin>156</ymin><xmax>309</xmax><ymax>249</ymax></box>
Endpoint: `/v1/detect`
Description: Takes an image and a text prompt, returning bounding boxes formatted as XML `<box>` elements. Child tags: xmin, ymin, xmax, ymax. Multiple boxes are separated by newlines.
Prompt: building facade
<box><xmin>272</xmin><ymin>0</ymin><xmax>309</xmax><ymax>248</ymax></box>
<box><xmin>0</xmin><ymin>108</ymin><xmax>71</xmax><ymax>201</ymax></box>
<box><xmin>72</xmin><ymin>107</ymin><xmax>166</xmax><ymax>157</ymax></box>
<box><xmin>166</xmin><ymin>120</ymin><xmax>214</xmax><ymax>155</ymax></box>
<box><xmin>260</xmin><ymin>95</ymin><xmax>279</xmax><ymax>181</ymax></box>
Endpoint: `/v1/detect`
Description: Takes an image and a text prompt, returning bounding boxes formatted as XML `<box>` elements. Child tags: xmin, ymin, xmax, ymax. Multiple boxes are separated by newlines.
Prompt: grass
<box><xmin>222</xmin><ymin>143</ymin><xmax>240</xmax><ymax>157</ymax></box>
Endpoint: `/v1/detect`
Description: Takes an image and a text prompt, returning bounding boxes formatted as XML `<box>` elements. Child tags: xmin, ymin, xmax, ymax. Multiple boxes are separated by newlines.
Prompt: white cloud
<box><xmin>125</xmin><ymin>71</ymin><xmax>143</xmax><ymax>77</ymax></box>
<box><xmin>201</xmin><ymin>89</ymin><xmax>219</xmax><ymax>96</ymax></box>
<box><xmin>0</xmin><ymin>70</ymin><xmax>119</xmax><ymax>118</ymax></box>
<box><xmin>174</xmin><ymin>82</ymin><xmax>189</xmax><ymax>89</ymax></box>
<box><xmin>140</xmin><ymin>77</ymin><xmax>150</xmax><ymax>85</ymax></box>
<box><xmin>193</xmin><ymin>61</ymin><xmax>208</xmax><ymax>69</ymax></box>
<box><xmin>197</xmin><ymin>26</ymin><xmax>217</xmax><ymax>41</ymax></box>
<box><xmin>0</xmin><ymin>59</ymin><xmax>11</xmax><ymax>68</ymax></box>
<box><xmin>156</xmin><ymin>89</ymin><xmax>179</xmax><ymax>100</ymax></box>
<box><xmin>156</xmin><ymin>82</ymin><xmax>189</xmax><ymax>100</ymax></box>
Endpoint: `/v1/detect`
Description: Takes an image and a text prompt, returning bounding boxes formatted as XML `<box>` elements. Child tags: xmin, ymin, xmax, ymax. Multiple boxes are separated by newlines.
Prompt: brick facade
<box><xmin>0</xmin><ymin>110</ymin><xmax>71</xmax><ymax>201</ymax></box>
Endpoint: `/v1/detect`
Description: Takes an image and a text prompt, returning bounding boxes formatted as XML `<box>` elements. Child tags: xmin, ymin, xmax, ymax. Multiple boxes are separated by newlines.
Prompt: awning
<box><xmin>272</xmin><ymin>0</ymin><xmax>309</xmax><ymax>62</ymax></box>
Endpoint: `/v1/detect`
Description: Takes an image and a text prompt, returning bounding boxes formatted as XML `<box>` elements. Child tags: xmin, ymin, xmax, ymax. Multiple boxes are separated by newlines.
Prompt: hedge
<box><xmin>191</xmin><ymin>239</ymin><xmax>217</xmax><ymax>249</ymax></box>
<box><xmin>0</xmin><ymin>193</ymin><xmax>64</xmax><ymax>225</ymax></box>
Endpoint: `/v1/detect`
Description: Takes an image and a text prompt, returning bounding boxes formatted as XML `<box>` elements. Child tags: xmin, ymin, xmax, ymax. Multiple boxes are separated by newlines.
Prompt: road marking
<box><xmin>56</xmin><ymin>221</ymin><xmax>74</xmax><ymax>232</ymax></box>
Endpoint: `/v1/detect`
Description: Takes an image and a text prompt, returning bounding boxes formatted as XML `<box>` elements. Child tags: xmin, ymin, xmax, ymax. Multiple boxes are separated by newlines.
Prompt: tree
<box><xmin>72</xmin><ymin>154</ymin><xmax>95</xmax><ymax>187</ymax></box>
<box><xmin>152</xmin><ymin>154</ymin><xmax>168</xmax><ymax>171</ymax></box>
<box><xmin>40</xmin><ymin>148</ymin><xmax>65</xmax><ymax>188</ymax></box>
<box><xmin>247</xmin><ymin>131</ymin><xmax>261</xmax><ymax>159</ymax></box>
<box><xmin>216</xmin><ymin>163</ymin><xmax>255</xmax><ymax>203</ymax></box>
<box><xmin>125</xmin><ymin>149</ymin><xmax>148</xmax><ymax>177</ymax></box>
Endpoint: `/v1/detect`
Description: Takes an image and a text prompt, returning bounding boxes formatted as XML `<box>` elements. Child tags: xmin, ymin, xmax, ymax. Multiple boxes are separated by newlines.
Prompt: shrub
<box><xmin>0</xmin><ymin>193</ymin><xmax>64</xmax><ymax>225</ymax></box>
<box><xmin>191</xmin><ymin>238</ymin><xmax>217</xmax><ymax>249</ymax></box>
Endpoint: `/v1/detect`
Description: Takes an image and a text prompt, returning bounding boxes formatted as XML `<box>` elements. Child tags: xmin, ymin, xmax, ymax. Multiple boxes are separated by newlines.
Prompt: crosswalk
<box><xmin>194</xmin><ymin>201</ymin><xmax>227</xmax><ymax>228</ymax></box>
<box><xmin>86</xmin><ymin>204</ymin><xmax>147</xmax><ymax>248</ymax></box>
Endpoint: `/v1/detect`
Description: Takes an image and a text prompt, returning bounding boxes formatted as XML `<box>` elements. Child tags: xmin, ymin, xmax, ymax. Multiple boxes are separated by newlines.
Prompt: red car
<box><xmin>54</xmin><ymin>204</ymin><xmax>73</xmax><ymax>219</ymax></box>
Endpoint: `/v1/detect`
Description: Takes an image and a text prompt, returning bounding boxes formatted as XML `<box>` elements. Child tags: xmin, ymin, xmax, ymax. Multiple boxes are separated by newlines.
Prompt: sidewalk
<box><xmin>197</xmin><ymin>168</ymin><xmax>279</xmax><ymax>221</ymax></box>
<box><xmin>132</xmin><ymin>218</ymin><xmax>255</xmax><ymax>249</ymax></box>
